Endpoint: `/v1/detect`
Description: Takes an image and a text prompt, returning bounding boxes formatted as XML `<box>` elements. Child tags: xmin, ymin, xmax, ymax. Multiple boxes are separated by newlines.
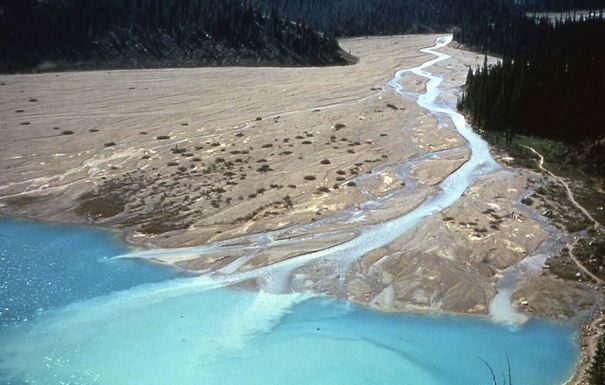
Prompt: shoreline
<box><xmin>565</xmin><ymin>305</ymin><xmax>605</xmax><ymax>385</ymax></box>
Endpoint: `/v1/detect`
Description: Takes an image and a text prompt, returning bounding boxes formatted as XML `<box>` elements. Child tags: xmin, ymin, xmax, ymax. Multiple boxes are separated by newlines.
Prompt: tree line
<box><xmin>516</xmin><ymin>0</ymin><xmax>605</xmax><ymax>12</ymax></box>
<box><xmin>0</xmin><ymin>0</ymin><xmax>351</xmax><ymax>72</ymax></box>
<box><xmin>250</xmin><ymin>0</ymin><xmax>518</xmax><ymax>37</ymax></box>
<box><xmin>456</xmin><ymin>13</ymin><xmax>605</xmax><ymax>175</ymax></box>
<box><xmin>3</xmin><ymin>0</ymin><xmax>593</xmax><ymax>72</ymax></box>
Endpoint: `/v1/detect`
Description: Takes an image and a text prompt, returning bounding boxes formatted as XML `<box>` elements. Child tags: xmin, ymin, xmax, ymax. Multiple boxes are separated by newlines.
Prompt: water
<box><xmin>0</xmin><ymin>217</ymin><xmax>180</xmax><ymax>327</ymax></box>
<box><xmin>0</xmin><ymin>217</ymin><xmax>580</xmax><ymax>385</ymax></box>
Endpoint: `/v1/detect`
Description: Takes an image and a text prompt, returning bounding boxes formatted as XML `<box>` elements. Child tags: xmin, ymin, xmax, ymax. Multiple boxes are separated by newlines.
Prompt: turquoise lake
<box><xmin>0</xmin><ymin>217</ymin><xmax>580</xmax><ymax>385</ymax></box>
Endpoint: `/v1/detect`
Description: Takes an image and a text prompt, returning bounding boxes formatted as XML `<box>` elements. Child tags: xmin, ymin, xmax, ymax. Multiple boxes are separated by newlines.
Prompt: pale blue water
<box><xmin>0</xmin><ymin>217</ymin><xmax>580</xmax><ymax>385</ymax></box>
<box><xmin>0</xmin><ymin>217</ymin><xmax>180</xmax><ymax>327</ymax></box>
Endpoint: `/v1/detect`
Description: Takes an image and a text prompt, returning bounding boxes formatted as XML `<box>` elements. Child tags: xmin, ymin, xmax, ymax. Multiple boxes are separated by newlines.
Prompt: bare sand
<box><xmin>0</xmin><ymin>35</ymin><xmax>442</xmax><ymax>245</ymax></box>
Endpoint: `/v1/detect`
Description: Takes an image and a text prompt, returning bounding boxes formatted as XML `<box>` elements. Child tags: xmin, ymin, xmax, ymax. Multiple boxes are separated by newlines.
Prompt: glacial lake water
<box><xmin>0</xmin><ymin>217</ymin><xmax>579</xmax><ymax>385</ymax></box>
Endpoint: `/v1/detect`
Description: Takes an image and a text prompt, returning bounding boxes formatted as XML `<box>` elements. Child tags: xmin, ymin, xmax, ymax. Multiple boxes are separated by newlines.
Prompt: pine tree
<box><xmin>590</xmin><ymin>335</ymin><xmax>605</xmax><ymax>385</ymax></box>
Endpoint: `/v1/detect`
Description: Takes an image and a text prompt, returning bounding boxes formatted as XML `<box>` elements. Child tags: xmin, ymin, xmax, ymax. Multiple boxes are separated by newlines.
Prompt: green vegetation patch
<box><xmin>545</xmin><ymin>250</ymin><xmax>579</xmax><ymax>281</ymax></box>
<box><xmin>75</xmin><ymin>192</ymin><xmax>127</xmax><ymax>219</ymax></box>
<box><xmin>573</xmin><ymin>232</ymin><xmax>605</xmax><ymax>281</ymax></box>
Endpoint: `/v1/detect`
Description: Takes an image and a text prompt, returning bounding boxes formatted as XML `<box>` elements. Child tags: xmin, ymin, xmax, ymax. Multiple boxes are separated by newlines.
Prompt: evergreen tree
<box><xmin>590</xmin><ymin>334</ymin><xmax>605</xmax><ymax>385</ymax></box>
<box><xmin>0</xmin><ymin>0</ymin><xmax>352</xmax><ymax>72</ymax></box>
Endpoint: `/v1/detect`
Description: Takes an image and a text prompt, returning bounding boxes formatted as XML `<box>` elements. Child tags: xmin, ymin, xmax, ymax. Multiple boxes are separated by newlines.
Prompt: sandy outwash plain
<box><xmin>0</xmin><ymin>35</ymin><xmax>600</xmax><ymax>321</ymax></box>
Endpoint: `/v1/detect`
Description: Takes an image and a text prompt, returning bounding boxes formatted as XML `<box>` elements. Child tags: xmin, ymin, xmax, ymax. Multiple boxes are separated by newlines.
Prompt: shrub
<box><xmin>61</xmin><ymin>130</ymin><xmax>74</xmax><ymax>135</ymax></box>
<box><xmin>257</xmin><ymin>164</ymin><xmax>273</xmax><ymax>173</ymax></box>
<box><xmin>156</xmin><ymin>135</ymin><xmax>170</xmax><ymax>140</ymax></box>
<box><xmin>304</xmin><ymin>175</ymin><xmax>316</xmax><ymax>181</ymax></box>
<box><xmin>521</xmin><ymin>197</ymin><xmax>534</xmax><ymax>206</ymax></box>
<box><xmin>320</xmin><ymin>159</ymin><xmax>331</xmax><ymax>165</ymax></box>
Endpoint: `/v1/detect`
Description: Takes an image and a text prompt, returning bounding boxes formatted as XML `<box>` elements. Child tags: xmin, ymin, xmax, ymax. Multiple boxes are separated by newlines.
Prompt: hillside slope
<box><xmin>0</xmin><ymin>0</ymin><xmax>353</xmax><ymax>73</ymax></box>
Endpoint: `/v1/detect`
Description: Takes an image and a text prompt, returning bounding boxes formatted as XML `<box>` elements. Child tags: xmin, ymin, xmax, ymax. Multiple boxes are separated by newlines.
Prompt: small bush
<box><xmin>521</xmin><ymin>197</ymin><xmax>534</xmax><ymax>206</ymax></box>
<box><xmin>304</xmin><ymin>175</ymin><xmax>317</xmax><ymax>181</ymax></box>
<box><xmin>257</xmin><ymin>164</ymin><xmax>273</xmax><ymax>173</ymax></box>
